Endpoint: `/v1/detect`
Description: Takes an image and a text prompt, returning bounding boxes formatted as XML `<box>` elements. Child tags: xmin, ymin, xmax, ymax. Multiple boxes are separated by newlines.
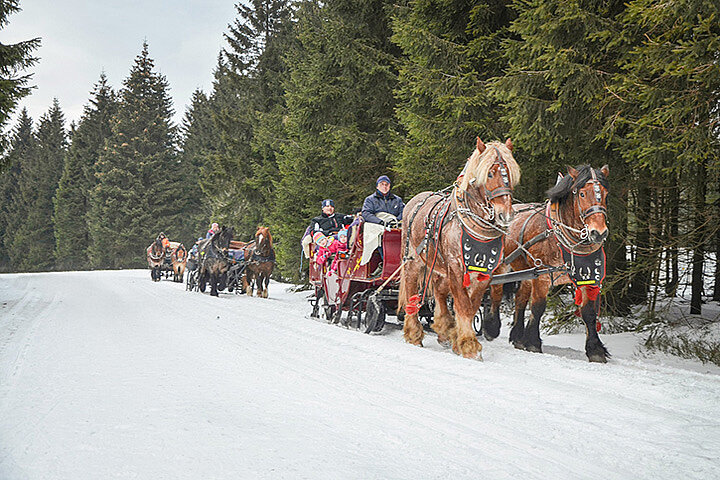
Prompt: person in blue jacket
<box><xmin>361</xmin><ymin>175</ymin><xmax>404</xmax><ymax>225</ymax></box>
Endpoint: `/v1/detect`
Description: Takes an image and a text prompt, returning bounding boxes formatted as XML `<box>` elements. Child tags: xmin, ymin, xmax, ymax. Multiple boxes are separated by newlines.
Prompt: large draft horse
<box><xmin>398</xmin><ymin>138</ymin><xmax>520</xmax><ymax>359</ymax></box>
<box><xmin>198</xmin><ymin>226</ymin><xmax>235</xmax><ymax>296</ymax></box>
<box><xmin>487</xmin><ymin>165</ymin><xmax>610</xmax><ymax>362</ymax></box>
<box><xmin>146</xmin><ymin>233</ymin><xmax>167</xmax><ymax>281</ymax></box>
<box><xmin>169</xmin><ymin>242</ymin><xmax>187</xmax><ymax>283</ymax></box>
<box><xmin>242</xmin><ymin>226</ymin><xmax>275</xmax><ymax>298</ymax></box>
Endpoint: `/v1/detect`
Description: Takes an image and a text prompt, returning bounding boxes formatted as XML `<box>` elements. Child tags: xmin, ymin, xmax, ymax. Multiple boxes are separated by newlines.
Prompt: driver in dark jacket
<box><xmin>310</xmin><ymin>199</ymin><xmax>354</xmax><ymax>236</ymax></box>
<box><xmin>361</xmin><ymin>175</ymin><xmax>405</xmax><ymax>225</ymax></box>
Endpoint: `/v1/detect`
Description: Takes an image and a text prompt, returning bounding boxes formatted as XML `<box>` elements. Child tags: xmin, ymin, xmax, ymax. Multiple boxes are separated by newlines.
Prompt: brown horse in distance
<box><xmin>398</xmin><ymin>138</ymin><xmax>521</xmax><ymax>359</ymax></box>
<box><xmin>242</xmin><ymin>226</ymin><xmax>275</xmax><ymax>298</ymax></box>
<box><xmin>487</xmin><ymin>165</ymin><xmax>610</xmax><ymax>362</ymax></box>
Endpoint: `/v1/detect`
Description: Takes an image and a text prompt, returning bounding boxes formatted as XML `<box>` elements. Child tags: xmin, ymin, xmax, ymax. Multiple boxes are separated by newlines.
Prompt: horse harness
<box><xmin>403</xmin><ymin>149</ymin><xmax>513</xmax><ymax>306</ymax></box>
<box><xmin>504</xmin><ymin>170</ymin><xmax>608</xmax><ymax>290</ymax></box>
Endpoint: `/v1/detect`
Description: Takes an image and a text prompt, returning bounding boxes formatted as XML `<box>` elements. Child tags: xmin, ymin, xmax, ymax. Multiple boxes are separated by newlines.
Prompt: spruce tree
<box><xmin>10</xmin><ymin>99</ymin><xmax>66</xmax><ymax>271</ymax></box>
<box><xmin>492</xmin><ymin>0</ymin><xmax>632</xmax><ymax>314</ymax></box>
<box><xmin>53</xmin><ymin>73</ymin><xmax>117</xmax><ymax>270</ymax></box>
<box><xmin>273</xmin><ymin>0</ymin><xmax>400</xmax><ymax>279</ymax></box>
<box><xmin>0</xmin><ymin>108</ymin><xmax>34</xmax><ymax>271</ymax></box>
<box><xmin>177</xmin><ymin>88</ymin><xmax>215</xmax><ymax>242</ymax></box>
<box><xmin>202</xmin><ymin>0</ymin><xmax>293</xmax><ymax>240</ymax></box>
<box><xmin>392</xmin><ymin>0</ymin><xmax>515</xmax><ymax>194</ymax></box>
<box><xmin>604</xmin><ymin>0</ymin><xmax>720</xmax><ymax>315</ymax></box>
<box><xmin>0</xmin><ymin>0</ymin><xmax>40</xmax><ymax>160</ymax></box>
<box><xmin>88</xmin><ymin>42</ymin><xmax>180</xmax><ymax>269</ymax></box>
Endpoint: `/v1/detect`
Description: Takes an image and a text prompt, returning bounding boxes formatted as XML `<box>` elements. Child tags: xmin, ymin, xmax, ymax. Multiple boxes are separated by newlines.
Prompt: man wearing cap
<box><xmin>361</xmin><ymin>175</ymin><xmax>405</xmax><ymax>226</ymax></box>
<box><xmin>310</xmin><ymin>199</ymin><xmax>353</xmax><ymax>236</ymax></box>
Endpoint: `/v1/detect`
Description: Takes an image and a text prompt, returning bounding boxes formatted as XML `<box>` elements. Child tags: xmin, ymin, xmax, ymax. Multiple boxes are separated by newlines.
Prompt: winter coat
<box><xmin>329</xmin><ymin>240</ymin><xmax>348</xmax><ymax>272</ymax></box>
<box><xmin>361</xmin><ymin>190</ymin><xmax>405</xmax><ymax>225</ymax></box>
<box><xmin>315</xmin><ymin>246</ymin><xmax>332</xmax><ymax>266</ymax></box>
<box><xmin>310</xmin><ymin>212</ymin><xmax>353</xmax><ymax>236</ymax></box>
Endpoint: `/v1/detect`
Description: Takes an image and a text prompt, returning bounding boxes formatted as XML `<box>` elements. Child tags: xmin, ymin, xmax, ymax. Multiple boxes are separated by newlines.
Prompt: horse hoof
<box><xmin>464</xmin><ymin>351</ymin><xmax>483</xmax><ymax>361</ymax></box>
<box><xmin>588</xmin><ymin>354</ymin><xmax>608</xmax><ymax>363</ymax></box>
<box><xmin>437</xmin><ymin>338</ymin><xmax>451</xmax><ymax>349</ymax></box>
<box><xmin>524</xmin><ymin>344</ymin><xmax>542</xmax><ymax>353</ymax></box>
<box><xmin>512</xmin><ymin>341</ymin><xmax>524</xmax><ymax>350</ymax></box>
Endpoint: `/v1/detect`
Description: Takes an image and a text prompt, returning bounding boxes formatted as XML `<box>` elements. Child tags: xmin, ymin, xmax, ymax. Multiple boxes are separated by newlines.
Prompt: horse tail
<box><xmin>397</xmin><ymin>270</ymin><xmax>408</xmax><ymax>316</ymax></box>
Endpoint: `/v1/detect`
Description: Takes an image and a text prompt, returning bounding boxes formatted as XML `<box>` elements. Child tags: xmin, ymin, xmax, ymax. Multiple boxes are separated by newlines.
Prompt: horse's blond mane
<box><xmin>458</xmin><ymin>141</ymin><xmax>520</xmax><ymax>191</ymax></box>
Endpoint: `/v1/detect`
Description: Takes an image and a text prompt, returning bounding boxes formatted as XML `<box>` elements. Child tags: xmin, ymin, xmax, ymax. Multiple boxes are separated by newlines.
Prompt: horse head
<box><xmin>548</xmin><ymin>165</ymin><xmax>610</xmax><ymax>245</ymax></box>
<box><xmin>212</xmin><ymin>226</ymin><xmax>235</xmax><ymax>252</ymax></box>
<box><xmin>254</xmin><ymin>226</ymin><xmax>273</xmax><ymax>257</ymax></box>
<box><xmin>458</xmin><ymin>137</ymin><xmax>520</xmax><ymax>228</ymax></box>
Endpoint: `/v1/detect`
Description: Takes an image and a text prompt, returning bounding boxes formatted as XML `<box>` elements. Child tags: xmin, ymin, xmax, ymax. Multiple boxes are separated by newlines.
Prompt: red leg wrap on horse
<box><xmin>405</xmin><ymin>294</ymin><xmax>421</xmax><ymax>315</ymax></box>
<box><xmin>574</xmin><ymin>285</ymin><xmax>601</xmax><ymax>306</ymax></box>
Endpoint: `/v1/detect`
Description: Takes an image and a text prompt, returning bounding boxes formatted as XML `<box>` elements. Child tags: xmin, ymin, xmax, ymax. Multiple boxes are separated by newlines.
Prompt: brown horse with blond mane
<box><xmin>487</xmin><ymin>165</ymin><xmax>610</xmax><ymax>362</ymax></box>
<box><xmin>398</xmin><ymin>138</ymin><xmax>521</xmax><ymax>359</ymax></box>
<box><xmin>242</xmin><ymin>226</ymin><xmax>275</xmax><ymax>298</ymax></box>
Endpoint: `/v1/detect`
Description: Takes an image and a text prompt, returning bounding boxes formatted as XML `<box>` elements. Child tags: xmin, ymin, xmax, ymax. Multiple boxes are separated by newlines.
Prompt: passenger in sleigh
<box><xmin>313</xmin><ymin>232</ymin><xmax>333</xmax><ymax>266</ymax></box>
<box><xmin>328</xmin><ymin>229</ymin><xmax>349</xmax><ymax>273</ymax></box>
<box><xmin>360</xmin><ymin>175</ymin><xmax>405</xmax><ymax>275</ymax></box>
<box><xmin>301</xmin><ymin>199</ymin><xmax>353</xmax><ymax>260</ymax></box>
<box><xmin>310</xmin><ymin>199</ymin><xmax>354</xmax><ymax>236</ymax></box>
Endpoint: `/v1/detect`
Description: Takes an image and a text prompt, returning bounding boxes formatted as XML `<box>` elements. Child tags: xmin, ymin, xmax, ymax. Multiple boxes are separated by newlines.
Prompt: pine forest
<box><xmin>1</xmin><ymin>0</ymin><xmax>719</xmax><ymax>359</ymax></box>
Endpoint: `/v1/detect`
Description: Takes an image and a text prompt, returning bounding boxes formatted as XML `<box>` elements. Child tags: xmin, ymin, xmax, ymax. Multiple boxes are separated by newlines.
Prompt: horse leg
<box><xmin>257</xmin><ymin>272</ymin><xmax>265</xmax><ymax>298</ymax></box>
<box><xmin>509</xmin><ymin>280</ymin><xmax>531</xmax><ymax>349</ymax></box>
<box><xmin>262</xmin><ymin>274</ymin><xmax>269</xmax><ymax>298</ymax></box>
<box><xmin>430</xmin><ymin>278</ymin><xmax>455</xmax><ymax>347</ymax></box>
<box><xmin>483</xmin><ymin>283</ymin><xmax>504</xmax><ymax>341</ymax></box>
<box><xmin>245</xmin><ymin>271</ymin><xmax>254</xmax><ymax>297</ymax></box>
<box><xmin>448</xmin><ymin>281</ymin><xmax>483</xmax><ymax>360</ymax></box>
<box><xmin>522</xmin><ymin>277</ymin><xmax>550</xmax><ymax>353</ymax></box>
<box><xmin>210</xmin><ymin>271</ymin><xmax>219</xmax><ymax>297</ymax></box>
<box><xmin>578</xmin><ymin>288</ymin><xmax>609</xmax><ymax>363</ymax></box>
<box><xmin>399</xmin><ymin>261</ymin><xmax>425</xmax><ymax>346</ymax></box>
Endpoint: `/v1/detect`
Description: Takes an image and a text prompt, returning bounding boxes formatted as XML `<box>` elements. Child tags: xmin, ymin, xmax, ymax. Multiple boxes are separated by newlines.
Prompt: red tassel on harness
<box><xmin>574</xmin><ymin>285</ymin><xmax>601</xmax><ymax>306</ymax></box>
<box><xmin>477</xmin><ymin>272</ymin><xmax>490</xmax><ymax>282</ymax></box>
<box><xmin>463</xmin><ymin>272</ymin><xmax>471</xmax><ymax>288</ymax></box>
<box><xmin>405</xmin><ymin>294</ymin><xmax>421</xmax><ymax>315</ymax></box>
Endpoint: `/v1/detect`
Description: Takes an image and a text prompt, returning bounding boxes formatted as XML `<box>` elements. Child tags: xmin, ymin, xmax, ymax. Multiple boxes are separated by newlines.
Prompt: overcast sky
<box><xmin>5</xmin><ymin>1</ymin><xmax>238</xmax><ymax>128</ymax></box>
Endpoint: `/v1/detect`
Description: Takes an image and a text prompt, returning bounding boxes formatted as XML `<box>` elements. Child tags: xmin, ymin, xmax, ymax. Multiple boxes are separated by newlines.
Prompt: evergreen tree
<box><xmin>491</xmin><ymin>0</ymin><xmax>632</xmax><ymax>314</ymax></box>
<box><xmin>10</xmin><ymin>99</ymin><xmax>66</xmax><ymax>271</ymax></box>
<box><xmin>0</xmin><ymin>0</ymin><xmax>40</xmax><ymax>160</ymax></box>
<box><xmin>0</xmin><ymin>108</ymin><xmax>34</xmax><ymax>271</ymax></box>
<box><xmin>178</xmin><ymin>88</ymin><xmax>215</xmax><ymax>242</ymax></box>
<box><xmin>273</xmin><ymin>0</ymin><xmax>400</xmax><ymax>279</ymax></box>
<box><xmin>53</xmin><ymin>73</ymin><xmax>117</xmax><ymax>269</ymax></box>
<box><xmin>392</xmin><ymin>0</ymin><xmax>515</xmax><ymax>194</ymax></box>
<box><xmin>88</xmin><ymin>42</ymin><xmax>180</xmax><ymax>269</ymax></box>
<box><xmin>202</xmin><ymin>0</ymin><xmax>293</xmax><ymax>239</ymax></box>
<box><xmin>604</xmin><ymin>0</ymin><xmax>720</xmax><ymax>315</ymax></box>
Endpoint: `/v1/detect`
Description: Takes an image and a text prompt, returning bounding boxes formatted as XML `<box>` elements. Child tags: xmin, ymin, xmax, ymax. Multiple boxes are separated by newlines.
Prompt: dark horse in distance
<box><xmin>242</xmin><ymin>226</ymin><xmax>275</xmax><ymax>298</ymax></box>
<box><xmin>198</xmin><ymin>226</ymin><xmax>235</xmax><ymax>297</ymax></box>
<box><xmin>487</xmin><ymin>165</ymin><xmax>610</xmax><ymax>362</ymax></box>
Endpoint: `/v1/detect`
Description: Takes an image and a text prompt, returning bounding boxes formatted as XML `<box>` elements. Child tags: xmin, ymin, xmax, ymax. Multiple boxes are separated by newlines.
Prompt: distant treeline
<box><xmin>1</xmin><ymin>0</ymin><xmax>719</xmax><ymax>318</ymax></box>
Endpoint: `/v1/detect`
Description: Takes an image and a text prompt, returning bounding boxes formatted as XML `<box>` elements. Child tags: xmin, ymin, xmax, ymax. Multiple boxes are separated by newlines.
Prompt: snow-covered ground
<box><xmin>1</xmin><ymin>270</ymin><xmax>719</xmax><ymax>479</ymax></box>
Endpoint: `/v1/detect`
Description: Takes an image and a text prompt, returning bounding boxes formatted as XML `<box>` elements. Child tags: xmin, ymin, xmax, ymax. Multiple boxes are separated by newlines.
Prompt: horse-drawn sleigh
<box><xmin>146</xmin><ymin>233</ymin><xmax>187</xmax><ymax>282</ymax></box>
<box><xmin>186</xmin><ymin>226</ymin><xmax>276</xmax><ymax>298</ymax></box>
<box><xmin>308</xmin><ymin>137</ymin><xmax>611</xmax><ymax>363</ymax></box>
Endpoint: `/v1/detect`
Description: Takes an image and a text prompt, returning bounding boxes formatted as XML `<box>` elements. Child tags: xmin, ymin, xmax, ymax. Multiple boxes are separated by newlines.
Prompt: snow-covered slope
<box><xmin>1</xmin><ymin>270</ymin><xmax>719</xmax><ymax>479</ymax></box>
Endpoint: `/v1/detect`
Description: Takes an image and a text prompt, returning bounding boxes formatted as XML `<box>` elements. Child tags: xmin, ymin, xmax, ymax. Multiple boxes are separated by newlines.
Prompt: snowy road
<box><xmin>1</xmin><ymin>270</ymin><xmax>719</xmax><ymax>479</ymax></box>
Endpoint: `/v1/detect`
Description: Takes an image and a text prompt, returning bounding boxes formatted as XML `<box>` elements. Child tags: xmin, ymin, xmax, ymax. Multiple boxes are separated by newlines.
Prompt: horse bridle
<box><xmin>454</xmin><ymin>147</ymin><xmax>514</xmax><ymax>240</ymax></box>
<box><xmin>550</xmin><ymin>168</ymin><xmax>608</xmax><ymax>249</ymax></box>
<box><xmin>573</xmin><ymin>168</ymin><xmax>607</xmax><ymax>222</ymax></box>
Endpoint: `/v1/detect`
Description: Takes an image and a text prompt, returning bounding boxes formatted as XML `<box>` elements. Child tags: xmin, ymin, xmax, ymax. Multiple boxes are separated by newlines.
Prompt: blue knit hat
<box><xmin>376</xmin><ymin>175</ymin><xmax>391</xmax><ymax>185</ymax></box>
<box><xmin>321</xmin><ymin>199</ymin><xmax>335</xmax><ymax>208</ymax></box>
